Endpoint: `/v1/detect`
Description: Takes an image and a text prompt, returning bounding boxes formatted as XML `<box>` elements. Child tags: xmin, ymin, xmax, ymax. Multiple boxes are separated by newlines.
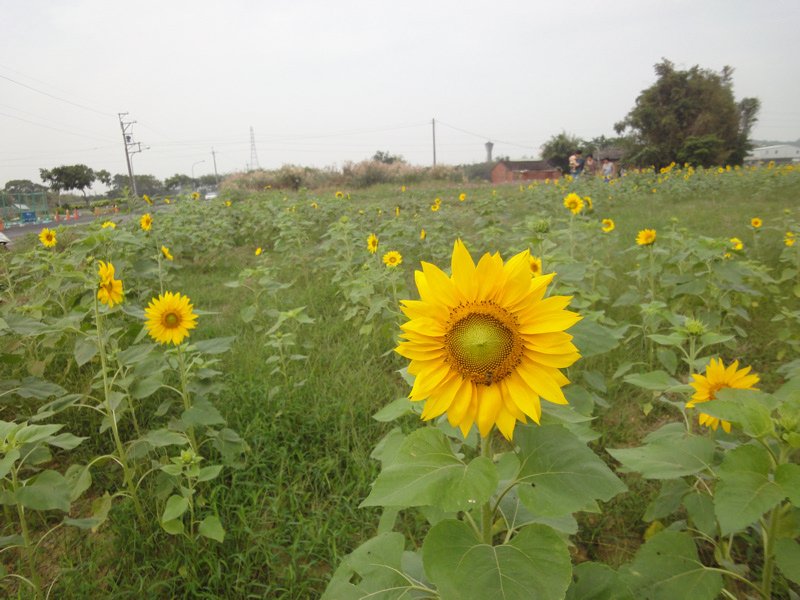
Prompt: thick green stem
<box><xmin>12</xmin><ymin>468</ymin><xmax>41</xmax><ymax>598</ymax></box>
<box><xmin>177</xmin><ymin>346</ymin><xmax>199</xmax><ymax>450</ymax></box>
<box><xmin>95</xmin><ymin>297</ymin><xmax>145</xmax><ymax>523</ymax></box>
<box><xmin>480</xmin><ymin>433</ymin><xmax>493</xmax><ymax>545</ymax></box>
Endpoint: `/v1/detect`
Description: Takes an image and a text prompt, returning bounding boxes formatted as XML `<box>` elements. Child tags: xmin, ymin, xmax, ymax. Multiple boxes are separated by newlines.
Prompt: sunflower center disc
<box><xmin>164</xmin><ymin>313</ymin><xmax>180</xmax><ymax>328</ymax></box>
<box><xmin>445</xmin><ymin>306</ymin><xmax>521</xmax><ymax>385</ymax></box>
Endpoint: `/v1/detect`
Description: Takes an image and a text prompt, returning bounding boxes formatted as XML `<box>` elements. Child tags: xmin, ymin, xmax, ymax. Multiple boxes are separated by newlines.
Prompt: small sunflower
<box><xmin>563</xmin><ymin>193</ymin><xmax>584</xmax><ymax>215</ymax></box>
<box><xmin>101</xmin><ymin>221</ymin><xmax>117</xmax><ymax>229</ymax></box>
<box><xmin>140</xmin><ymin>213</ymin><xmax>153</xmax><ymax>232</ymax></box>
<box><xmin>192</xmin><ymin>192</ymin><xmax>200</xmax><ymax>200</ymax></box>
<box><xmin>785</xmin><ymin>232</ymin><xmax>796</xmax><ymax>247</ymax></box>
<box><xmin>38</xmin><ymin>227</ymin><xmax>57</xmax><ymax>248</ymax></box>
<box><xmin>458</xmin><ymin>192</ymin><xmax>467</xmax><ymax>202</ymax></box>
<box><xmin>255</xmin><ymin>247</ymin><xmax>263</xmax><ymax>256</ymax></box>
<box><xmin>97</xmin><ymin>261</ymin><xmax>123</xmax><ymax>307</ymax></box>
<box><xmin>401</xmin><ymin>186</ymin><xmax>407</xmax><ymax>193</ymax></box>
<box><xmin>367</xmin><ymin>233</ymin><xmax>379</xmax><ymax>254</ymax></box>
<box><xmin>335</xmin><ymin>191</ymin><xmax>344</xmax><ymax>199</ymax></box>
<box><xmin>750</xmin><ymin>217</ymin><xmax>762</xmax><ymax>228</ymax></box>
<box><xmin>430</xmin><ymin>203</ymin><xmax>441</xmax><ymax>212</ymax></box>
<box><xmin>225</xmin><ymin>200</ymin><xmax>232</xmax><ymax>207</ymax></box>
<box><xmin>688</xmin><ymin>358</ymin><xmax>759</xmax><ymax>433</ymax></box>
<box><xmin>144</xmin><ymin>291</ymin><xmax>198</xmax><ymax>345</ymax></box>
<box><xmin>395</xmin><ymin>206</ymin><xmax>400</xmax><ymax>217</ymax></box>
<box><xmin>396</xmin><ymin>240</ymin><xmax>581</xmax><ymax>440</ymax></box>
<box><xmin>383</xmin><ymin>250</ymin><xmax>402</xmax><ymax>267</ymax></box>
<box><xmin>311</xmin><ymin>202</ymin><xmax>318</xmax><ymax>209</ymax></box>
<box><xmin>601</xmin><ymin>218</ymin><xmax>615</xmax><ymax>233</ymax></box>
<box><xmin>583</xmin><ymin>196</ymin><xmax>593</xmax><ymax>211</ymax></box>
<box><xmin>143</xmin><ymin>194</ymin><xmax>153</xmax><ymax>206</ymax></box>
<box><xmin>420</xmin><ymin>228</ymin><xmax>426</xmax><ymax>241</ymax></box>
<box><xmin>730</xmin><ymin>237</ymin><xmax>743</xmax><ymax>251</ymax></box>
<box><xmin>165</xmin><ymin>198</ymin><xmax>171</xmax><ymax>204</ymax></box>
<box><xmin>161</xmin><ymin>246</ymin><xmax>174</xmax><ymax>261</ymax></box>
<box><xmin>636</xmin><ymin>229</ymin><xmax>657</xmax><ymax>246</ymax></box>
<box><xmin>529</xmin><ymin>255</ymin><xmax>543</xmax><ymax>276</ymax></box>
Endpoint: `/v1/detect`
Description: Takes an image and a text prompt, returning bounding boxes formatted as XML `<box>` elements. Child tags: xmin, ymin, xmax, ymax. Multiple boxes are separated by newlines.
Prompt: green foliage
<box><xmin>615</xmin><ymin>59</ymin><xmax>760</xmax><ymax>168</ymax></box>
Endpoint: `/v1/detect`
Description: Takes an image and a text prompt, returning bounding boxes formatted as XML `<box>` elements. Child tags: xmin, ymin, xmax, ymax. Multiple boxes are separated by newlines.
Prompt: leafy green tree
<box><xmin>614</xmin><ymin>59</ymin><xmax>760</xmax><ymax>168</ymax></box>
<box><xmin>3</xmin><ymin>179</ymin><xmax>47</xmax><ymax>194</ymax></box>
<box><xmin>40</xmin><ymin>164</ymin><xmax>96</xmax><ymax>206</ymax></box>
<box><xmin>540</xmin><ymin>132</ymin><xmax>585</xmax><ymax>173</ymax></box>
<box><xmin>108</xmin><ymin>174</ymin><xmax>165</xmax><ymax>197</ymax></box>
<box><xmin>372</xmin><ymin>150</ymin><xmax>405</xmax><ymax>165</ymax></box>
<box><xmin>165</xmin><ymin>173</ymin><xmax>194</xmax><ymax>191</ymax></box>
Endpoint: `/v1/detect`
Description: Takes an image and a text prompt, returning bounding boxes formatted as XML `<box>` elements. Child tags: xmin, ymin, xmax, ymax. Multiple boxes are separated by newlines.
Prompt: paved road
<box><xmin>1</xmin><ymin>206</ymin><xmax>168</xmax><ymax>247</ymax></box>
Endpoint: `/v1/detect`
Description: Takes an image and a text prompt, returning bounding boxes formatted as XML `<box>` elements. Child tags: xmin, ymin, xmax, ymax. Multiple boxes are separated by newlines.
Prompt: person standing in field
<box><xmin>569</xmin><ymin>150</ymin><xmax>583</xmax><ymax>177</ymax></box>
<box><xmin>584</xmin><ymin>155</ymin><xmax>596</xmax><ymax>177</ymax></box>
<box><xmin>602</xmin><ymin>158</ymin><xmax>614</xmax><ymax>182</ymax></box>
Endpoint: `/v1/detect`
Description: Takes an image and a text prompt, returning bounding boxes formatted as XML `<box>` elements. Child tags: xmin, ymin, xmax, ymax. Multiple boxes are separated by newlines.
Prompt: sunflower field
<box><xmin>1</xmin><ymin>163</ymin><xmax>799</xmax><ymax>599</ymax></box>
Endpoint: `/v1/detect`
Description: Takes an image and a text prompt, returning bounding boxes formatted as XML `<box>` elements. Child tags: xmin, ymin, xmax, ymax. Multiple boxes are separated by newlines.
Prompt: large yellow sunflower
<box><xmin>97</xmin><ymin>261</ymin><xmax>123</xmax><ymax>307</ymax></box>
<box><xmin>140</xmin><ymin>213</ymin><xmax>153</xmax><ymax>231</ymax></box>
<box><xmin>396</xmin><ymin>240</ymin><xmax>581</xmax><ymax>440</ymax></box>
<box><xmin>636</xmin><ymin>228</ymin><xmax>657</xmax><ymax>246</ymax></box>
<box><xmin>39</xmin><ymin>228</ymin><xmax>57</xmax><ymax>248</ymax></box>
<box><xmin>144</xmin><ymin>291</ymin><xmax>198</xmax><ymax>345</ymax></box>
<box><xmin>687</xmin><ymin>358</ymin><xmax>759</xmax><ymax>433</ymax></box>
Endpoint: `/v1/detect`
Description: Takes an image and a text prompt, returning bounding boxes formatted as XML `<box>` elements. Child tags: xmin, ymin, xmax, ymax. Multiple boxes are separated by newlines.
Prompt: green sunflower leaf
<box><xmin>321</xmin><ymin>532</ymin><xmax>417</xmax><ymax>600</ymax></box>
<box><xmin>714</xmin><ymin>444</ymin><xmax>786</xmax><ymax>535</ymax></box>
<box><xmin>608</xmin><ymin>423</ymin><xmax>715</xmax><ymax>479</ymax></box>
<box><xmin>422</xmin><ymin>520</ymin><xmax>571</xmax><ymax>600</ymax></box>
<box><xmin>515</xmin><ymin>425</ymin><xmax>627</xmax><ymax>517</ymax></box>
<box><xmin>361</xmin><ymin>427</ymin><xmax>497</xmax><ymax>512</ymax></box>
<box><xmin>621</xmin><ymin>530</ymin><xmax>723</xmax><ymax>599</ymax></box>
<box><xmin>775</xmin><ymin>538</ymin><xmax>800</xmax><ymax>585</ymax></box>
<box><xmin>566</xmin><ymin>562</ymin><xmax>635</xmax><ymax>600</ymax></box>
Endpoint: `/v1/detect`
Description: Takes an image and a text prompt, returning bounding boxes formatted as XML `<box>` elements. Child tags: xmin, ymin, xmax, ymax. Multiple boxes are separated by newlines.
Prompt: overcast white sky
<box><xmin>2</xmin><ymin>0</ymin><xmax>799</xmax><ymax>188</ymax></box>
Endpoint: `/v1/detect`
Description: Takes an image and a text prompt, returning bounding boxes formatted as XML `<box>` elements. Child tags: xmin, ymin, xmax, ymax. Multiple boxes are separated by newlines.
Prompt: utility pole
<box><xmin>211</xmin><ymin>147</ymin><xmax>219</xmax><ymax>185</ymax></box>
<box><xmin>432</xmin><ymin>118</ymin><xmax>437</xmax><ymax>168</ymax></box>
<box><xmin>118</xmin><ymin>113</ymin><xmax>138</xmax><ymax>196</ymax></box>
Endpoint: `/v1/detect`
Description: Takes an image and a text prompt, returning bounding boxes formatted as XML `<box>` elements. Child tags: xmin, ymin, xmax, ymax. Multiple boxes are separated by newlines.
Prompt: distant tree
<box><xmin>95</xmin><ymin>169</ymin><xmax>112</xmax><ymax>186</ymax></box>
<box><xmin>372</xmin><ymin>150</ymin><xmax>405</xmax><ymax>164</ymax></box>
<box><xmin>40</xmin><ymin>164</ymin><xmax>96</xmax><ymax>206</ymax></box>
<box><xmin>108</xmin><ymin>174</ymin><xmax>165</xmax><ymax>197</ymax></box>
<box><xmin>614</xmin><ymin>59</ymin><xmax>760</xmax><ymax>168</ymax></box>
<box><xmin>164</xmin><ymin>173</ymin><xmax>194</xmax><ymax>191</ymax></box>
<box><xmin>4</xmin><ymin>179</ymin><xmax>47</xmax><ymax>194</ymax></box>
<box><xmin>540</xmin><ymin>132</ymin><xmax>585</xmax><ymax>172</ymax></box>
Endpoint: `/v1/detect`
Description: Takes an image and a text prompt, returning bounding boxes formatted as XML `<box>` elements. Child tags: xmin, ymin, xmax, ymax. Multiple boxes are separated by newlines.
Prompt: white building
<box><xmin>745</xmin><ymin>144</ymin><xmax>800</xmax><ymax>164</ymax></box>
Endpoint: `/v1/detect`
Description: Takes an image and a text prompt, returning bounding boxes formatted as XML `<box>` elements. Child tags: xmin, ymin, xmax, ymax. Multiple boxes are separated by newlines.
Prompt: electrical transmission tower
<box><xmin>248</xmin><ymin>126</ymin><xmax>260</xmax><ymax>171</ymax></box>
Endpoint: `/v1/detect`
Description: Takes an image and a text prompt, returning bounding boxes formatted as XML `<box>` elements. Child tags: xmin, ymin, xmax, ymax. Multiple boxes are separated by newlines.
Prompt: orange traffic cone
<box><xmin>114</xmin><ymin>204</ymin><xmax>119</xmax><ymax>213</ymax></box>
<box><xmin>55</xmin><ymin>211</ymin><xmax>60</xmax><ymax>222</ymax></box>
<box><xmin>73</xmin><ymin>208</ymin><xmax>78</xmax><ymax>219</ymax></box>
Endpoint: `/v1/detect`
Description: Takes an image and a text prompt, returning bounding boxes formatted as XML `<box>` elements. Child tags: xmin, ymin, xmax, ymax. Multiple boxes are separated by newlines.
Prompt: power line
<box><xmin>0</xmin><ymin>110</ymin><xmax>116</xmax><ymax>143</ymax></box>
<box><xmin>436</xmin><ymin>120</ymin><xmax>538</xmax><ymax>151</ymax></box>
<box><xmin>0</xmin><ymin>73</ymin><xmax>114</xmax><ymax>117</ymax></box>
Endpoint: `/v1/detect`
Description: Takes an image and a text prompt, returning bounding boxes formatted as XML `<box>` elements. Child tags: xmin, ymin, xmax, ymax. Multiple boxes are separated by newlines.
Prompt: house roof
<box><xmin>495</xmin><ymin>160</ymin><xmax>557</xmax><ymax>171</ymax></box>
